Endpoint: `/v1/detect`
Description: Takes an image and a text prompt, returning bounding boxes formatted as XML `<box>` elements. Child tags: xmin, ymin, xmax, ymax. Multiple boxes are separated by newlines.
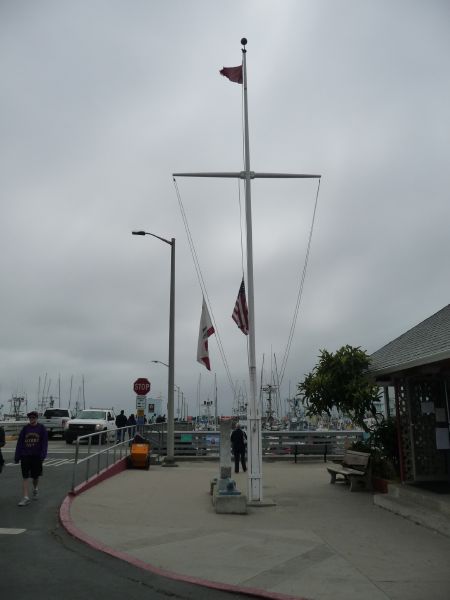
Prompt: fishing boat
<box><xmin>3</xmin><ymin>395</ymin><xmax>27</xmax><ymax>421</ymax></box>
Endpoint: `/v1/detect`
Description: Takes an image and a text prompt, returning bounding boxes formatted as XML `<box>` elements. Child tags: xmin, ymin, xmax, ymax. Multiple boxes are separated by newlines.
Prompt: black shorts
<box><xmin>20</xmin><ymin>456</ymin><xmax>43</xmax><ymax>479</ymax></box>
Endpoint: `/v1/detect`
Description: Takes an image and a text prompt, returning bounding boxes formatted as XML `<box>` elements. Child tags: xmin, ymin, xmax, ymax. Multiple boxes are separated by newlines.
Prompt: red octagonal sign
<box><xmin>133</xmin><ymin>378</ymin><xmax>151</xmax><ymax>395</ymax></box>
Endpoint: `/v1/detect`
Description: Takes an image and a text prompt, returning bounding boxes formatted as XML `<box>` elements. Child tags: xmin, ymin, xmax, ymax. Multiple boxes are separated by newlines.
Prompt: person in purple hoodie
<box><xmin>15</xmin><ymin>411</ymin><xmax>48</xmax><ymax>506</ymax></box>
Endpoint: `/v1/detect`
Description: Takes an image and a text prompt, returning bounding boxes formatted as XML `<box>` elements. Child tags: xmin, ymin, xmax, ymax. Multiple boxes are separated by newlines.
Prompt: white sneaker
<box><xmin>18</xmin><ymin>497</ymin><xmax>30</xmax><ymax>507</ymax></box>
<box><xmin>32</xmin><ymin>489</ymin><xmax>39</xmax><ymax>500</ymax></box>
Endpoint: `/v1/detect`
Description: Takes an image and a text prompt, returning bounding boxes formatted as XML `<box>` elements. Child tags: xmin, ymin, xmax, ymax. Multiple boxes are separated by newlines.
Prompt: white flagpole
<box><xmin>172</xmin><ymin>38</ymin><xmax>321</xmax><ymax>504</ymax></box>
<box><xmin>241</xmin><ymin>38</ymin><xmax>263</xmax><ymax>502</ymax></box>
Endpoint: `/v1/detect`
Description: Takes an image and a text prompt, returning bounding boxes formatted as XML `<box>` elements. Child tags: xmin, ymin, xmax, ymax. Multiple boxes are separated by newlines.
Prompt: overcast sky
<box><xmin>1</xmin><ymin>0</ymin><xmax>449</xmax><ymax>419</ymax></box>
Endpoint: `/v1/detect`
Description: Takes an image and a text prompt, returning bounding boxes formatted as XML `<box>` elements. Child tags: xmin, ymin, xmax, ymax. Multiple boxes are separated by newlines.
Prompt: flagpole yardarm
<box><xmin>172</xmin><ymin>38</ymin><xmax>322</xmax><ymax>505</ymax></box>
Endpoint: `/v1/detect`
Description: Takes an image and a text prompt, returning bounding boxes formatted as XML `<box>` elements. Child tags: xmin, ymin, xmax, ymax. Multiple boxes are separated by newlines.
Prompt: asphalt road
<box><xmin>0</xmin><ymin>440</ymin><xmax>250</xmax><ymax>600</ymax></box>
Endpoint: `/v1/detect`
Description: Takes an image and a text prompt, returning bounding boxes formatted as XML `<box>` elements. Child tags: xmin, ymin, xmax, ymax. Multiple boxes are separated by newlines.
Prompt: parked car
<box><xmin>64</xmin><ymin>408</ymin><xmax>116</xmax><ymax>444</ymax></box>
<box><xmin>41</xmin><ymin>408</ymin><xmax>73</xmax><ymax>438</ymax></box>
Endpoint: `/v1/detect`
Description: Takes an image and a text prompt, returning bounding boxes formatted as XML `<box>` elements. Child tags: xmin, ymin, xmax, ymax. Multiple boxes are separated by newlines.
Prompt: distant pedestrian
<box><xmin>0</xmin><ymin>425</ymin><xmax>5</xmax><ymax>474</ymax></box>
<box><xmin>127</xmin><ymin>413</ymin><xmax>136</xmax><ymax>439</ymax></box>
<box><xmin>115</xmin><ymin>410</ymin><xmax>128</xmax><ymax>442</ymax></box>
<box><xmin>15</xmin><ymin>411</ymin><xmax>48</xmax><ymax>506</ymax></box>
<box><xmin>230</xmin><ymin>422</ymin><xmax>247</xmax><ymax>473</ymax></box>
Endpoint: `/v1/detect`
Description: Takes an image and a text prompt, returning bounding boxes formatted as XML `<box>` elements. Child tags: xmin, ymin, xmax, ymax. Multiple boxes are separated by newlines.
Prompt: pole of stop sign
<box><xmin>133</xmin><ymin>379</ymin><xmax>151</xmax><ymax>432</ymax></box>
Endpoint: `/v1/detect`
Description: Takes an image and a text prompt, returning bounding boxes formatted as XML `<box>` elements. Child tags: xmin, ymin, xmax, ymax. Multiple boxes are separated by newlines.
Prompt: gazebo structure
<box><xmin>369</xmin><ymin>304</ymin><xmax>450</xmax><ymax>484</ymax></box>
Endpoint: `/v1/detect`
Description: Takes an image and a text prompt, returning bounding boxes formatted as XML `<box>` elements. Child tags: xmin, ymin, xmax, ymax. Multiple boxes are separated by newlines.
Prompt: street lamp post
<box><xmin>133</xmin><ymin>230</ymin><xmax>177</xmax><ymax>467</ymax></box>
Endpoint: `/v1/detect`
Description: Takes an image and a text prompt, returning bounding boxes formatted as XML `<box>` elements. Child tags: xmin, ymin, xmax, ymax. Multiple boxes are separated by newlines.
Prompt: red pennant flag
<box><xmin>220</xmin><ymin>65</ymin><xmax>243</xmax><ymax>84</ymax></box>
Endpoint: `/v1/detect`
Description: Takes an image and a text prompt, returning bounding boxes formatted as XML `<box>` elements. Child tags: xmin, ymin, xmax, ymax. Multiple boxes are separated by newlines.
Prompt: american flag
<box><xmin>232</xmin><ymin>278</ymin><xmax>249</xmax><ymax>335</ymax></box>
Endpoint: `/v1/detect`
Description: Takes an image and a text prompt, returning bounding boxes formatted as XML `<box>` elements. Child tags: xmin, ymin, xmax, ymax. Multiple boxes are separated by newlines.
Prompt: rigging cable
<box><xmin>238</xmin><ymin>80</ymin><xmax>252</xmax><ymax>373</ymax></box>
<box><xmin>279</xmin><ymin>178</ymin><xmax>322</xmax><ymax>387</ymax></box>
<box><xmin>237</xmin><ymin>178</ymin><xmax>251</xmax><ymax>371</ymax></box>
<box><xmin>273</xmin><ymin>353</ymin><xmax>282</xmax><ymax>420</ymax></box>
<box><xmin>173</xmin><ymin>177</ymin><xmax>237</xmax><ymax>401</ymax></box>
<box><xmin>259</xmin><ymin>353</ymin><xmax>265</xmax><ymax>414</ymax></box>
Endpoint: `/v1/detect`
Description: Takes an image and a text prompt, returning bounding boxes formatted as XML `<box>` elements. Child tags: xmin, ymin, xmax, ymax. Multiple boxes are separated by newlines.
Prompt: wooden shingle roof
<box><xmin>369</xmin><ymin>304</ymin><xmax>450</xmax><ymax>376</ymax></box>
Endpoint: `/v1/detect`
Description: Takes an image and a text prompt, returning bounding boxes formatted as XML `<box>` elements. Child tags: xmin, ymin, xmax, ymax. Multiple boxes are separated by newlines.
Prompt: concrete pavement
<box><xmin>61</xmin><ymin>461</ymin><xmax>450</xmax><ymax>600</ymax></box>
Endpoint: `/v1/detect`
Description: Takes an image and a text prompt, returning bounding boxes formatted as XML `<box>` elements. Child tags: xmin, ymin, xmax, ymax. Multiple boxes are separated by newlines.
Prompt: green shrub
<box><xmin>351</xmin><ymin>417</ymin><xmax>399</xmax><ymax>479</ymax></box>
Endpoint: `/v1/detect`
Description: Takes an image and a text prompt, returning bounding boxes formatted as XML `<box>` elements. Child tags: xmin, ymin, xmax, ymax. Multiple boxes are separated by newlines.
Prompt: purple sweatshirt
<box><xmin>15</xmin><ymin>423</ymin><xmax>48</xmax><ymax>461</ymax></box>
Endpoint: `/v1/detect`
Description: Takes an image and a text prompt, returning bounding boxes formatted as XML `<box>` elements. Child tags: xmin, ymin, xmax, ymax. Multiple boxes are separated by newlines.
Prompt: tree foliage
<box><xmin>298</xmin><ymin>345</ymin><xmax>380</xmax><ymax>431</ymax></box>
<box><xmin>352</xmin><ymin>417</ymin><xmax>400</xmax><ymax>478</ymax></box>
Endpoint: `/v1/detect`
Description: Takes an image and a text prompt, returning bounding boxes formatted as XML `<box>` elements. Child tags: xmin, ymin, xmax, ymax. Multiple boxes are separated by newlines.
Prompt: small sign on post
<box><xmin>136</xmin><ymin>397</ymin><xmax>146</xmax><ymax>410</ymax></box>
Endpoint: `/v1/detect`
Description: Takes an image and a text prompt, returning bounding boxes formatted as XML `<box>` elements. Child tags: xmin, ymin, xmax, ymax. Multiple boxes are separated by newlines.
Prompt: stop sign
<box><xmin>133</xmin><ymin>378</ymin><xmax>151</xmax><ymax>395</ymax></box>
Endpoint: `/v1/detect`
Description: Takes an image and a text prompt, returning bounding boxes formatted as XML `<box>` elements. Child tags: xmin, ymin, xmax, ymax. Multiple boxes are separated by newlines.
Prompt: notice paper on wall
<box><xmin>435</xmin><ymin>428</ymin><xmax>450</xmax><ymax>450</ymax></box>
<box><xmin>435</xmin><ymin>407</ymin><xmax>447</xmax><ymax>422</ymax></box>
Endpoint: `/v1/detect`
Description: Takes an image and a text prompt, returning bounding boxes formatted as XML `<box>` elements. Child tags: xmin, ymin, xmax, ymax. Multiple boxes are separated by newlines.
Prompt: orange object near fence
<box><xmin>127</xmin><ymin>438</ymin><xmax>151</xmax><ymax>470</ymax></box>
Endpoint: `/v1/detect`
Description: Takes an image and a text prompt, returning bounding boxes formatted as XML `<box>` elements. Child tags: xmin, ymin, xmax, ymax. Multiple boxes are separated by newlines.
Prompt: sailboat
<box><xmin>173</xmin><ymin>39</ymin><xmax>321</xmax><ymax>503</ymax></box>
<box><xmin>232</xmin><ymin>387</ymin><xmax>248</xmax><ymax>431</ymax></box>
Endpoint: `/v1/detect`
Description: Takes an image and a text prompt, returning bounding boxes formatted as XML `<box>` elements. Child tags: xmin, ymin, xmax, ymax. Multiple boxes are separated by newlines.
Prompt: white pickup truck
<box><xmin>64</xmin><ymin>408</ymin><xmax>117</xmax><ymax>444</ymax></box>
<box><xmin>41</xmin><ymin>408</ymin><xmax>73</xmax><ymax>438</ymax></box>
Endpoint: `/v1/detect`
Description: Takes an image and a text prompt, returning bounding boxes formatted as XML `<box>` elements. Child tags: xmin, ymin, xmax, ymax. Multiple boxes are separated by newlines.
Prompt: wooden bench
<box><xmin>282</xmin><ymin>442</ymin><xmax>328</xmax><ymax>463</ymax></box>
<box><xmin>327</xmin><ymin>449</ymin><xmax>371</xmax><ymax>491</ymax></box>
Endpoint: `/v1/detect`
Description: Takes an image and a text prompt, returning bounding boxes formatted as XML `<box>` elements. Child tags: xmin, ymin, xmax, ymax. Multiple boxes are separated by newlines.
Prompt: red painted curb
<box><xmin>59</xmin><ymin>464</ymin><xmax>308</xmax><ymax>600</ymax></box>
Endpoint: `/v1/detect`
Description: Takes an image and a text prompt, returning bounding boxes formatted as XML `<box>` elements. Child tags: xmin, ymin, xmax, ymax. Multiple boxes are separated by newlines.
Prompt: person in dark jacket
<box><xmin>15</xmin><ymin>411</ymin><xmax>48</xmax><ymax>506</ymax></box>
<box><xmin>0</xmin><ymin>425</ymin><xmax>5</xmax><ymax>474</ymax></box>
<box><xmin>127</xmin><ymin>413</ymin><xmax>137</xmax><ymax>439</ymax></box>
<box><xmin>115</xmin><ymin>410</ymin><xmax>128</xmax><ymax>442</ymax></box>
<box><xmin>230</xmin><ymin>422</ymin><xmax>247</xmax><ymax>473</ymax></box>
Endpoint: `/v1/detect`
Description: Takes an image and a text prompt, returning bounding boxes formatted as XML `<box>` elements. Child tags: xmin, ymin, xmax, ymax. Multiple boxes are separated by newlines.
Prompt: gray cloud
<box><xmin>1</xmin><ymin>1</ymin><xmax>449</xmax><ymax>418</ymax></box>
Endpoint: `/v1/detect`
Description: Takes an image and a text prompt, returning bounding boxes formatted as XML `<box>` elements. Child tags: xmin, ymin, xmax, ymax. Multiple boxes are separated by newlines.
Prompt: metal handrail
<box><xmin>0</xmin><ymin>420</ymin><xmax>28</xmax><ymax>437</ymax></box>
<box><xmin>70</xmin><ymin>426</ymin><xmax>134</xmax><ymax>492</ymax></box>
<box><xmin>69</xmin><ymin>427</ymin><xmax>366</xmax><ymax>490</ymax></box>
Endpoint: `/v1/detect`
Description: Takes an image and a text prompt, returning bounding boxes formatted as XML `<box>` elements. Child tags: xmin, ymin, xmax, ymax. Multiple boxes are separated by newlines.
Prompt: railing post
<box><xmin>97</xmin><ymin>433</ymin><xmax>101</xmax><ymax>474</ymax></box>
<box><xmin>71</xmin><ymin>438</ymin><xmax>80</xmax><ymax>492</ymax></box>
<box><xmin>85</xmin><ymin>435</ymin><xmax>92</xmax><ymax>483</ymax></box>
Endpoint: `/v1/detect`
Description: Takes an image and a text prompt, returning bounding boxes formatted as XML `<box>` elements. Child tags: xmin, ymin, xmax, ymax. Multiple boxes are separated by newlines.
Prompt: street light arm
<box><xmin>151</xmin><ymin>360</ymin><xmax>169</xmax><ymax>368</ymax></box>
<box><xmin>132</xmin><ymin>230</ymin><xmax>172</xmax><ymax>246</ymax></box>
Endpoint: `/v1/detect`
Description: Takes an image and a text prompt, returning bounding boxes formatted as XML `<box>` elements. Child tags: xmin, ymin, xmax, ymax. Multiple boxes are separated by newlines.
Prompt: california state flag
<box><xmin>197</xmin><ymin>298</ymin><xmax>215</xmax><ymax>370</ymax></box>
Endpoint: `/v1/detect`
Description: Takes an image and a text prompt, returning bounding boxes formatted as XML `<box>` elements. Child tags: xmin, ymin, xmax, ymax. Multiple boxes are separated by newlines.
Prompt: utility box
<box><xmin>127</xmin><ymin>436</ymin><xmax>151</xmax><ymax>470</ymax></box>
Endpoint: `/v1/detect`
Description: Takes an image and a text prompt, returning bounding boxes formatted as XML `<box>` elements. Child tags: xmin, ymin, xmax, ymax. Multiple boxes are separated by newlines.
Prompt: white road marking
<box><xmin>44</xmin><ymin>458</ymin><xmax>75</xmax><ymax>466</ymax></box>
<box><xmin>0</xmin><ymin>528</ymin><xmax>26</xmax><ymax>535</ymax></box>
<box><xmin>5</xmin><ymin>458</ymin><xmax>75</xmax><ymax>467</ymax></box>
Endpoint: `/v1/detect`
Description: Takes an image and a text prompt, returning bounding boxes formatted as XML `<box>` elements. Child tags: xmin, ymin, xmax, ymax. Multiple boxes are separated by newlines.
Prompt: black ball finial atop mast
<box><xmin>241</xmin><ymin>37</ymin><xmax>247</xmax><ymax>47</ymax></box>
